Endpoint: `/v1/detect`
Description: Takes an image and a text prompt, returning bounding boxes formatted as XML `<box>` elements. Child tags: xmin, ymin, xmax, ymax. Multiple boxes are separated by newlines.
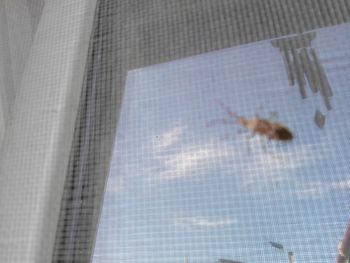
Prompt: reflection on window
<box><xmin>93</xmin><ymin>24</ymin><xmax>350</xmax><ymax>263</ymax></box>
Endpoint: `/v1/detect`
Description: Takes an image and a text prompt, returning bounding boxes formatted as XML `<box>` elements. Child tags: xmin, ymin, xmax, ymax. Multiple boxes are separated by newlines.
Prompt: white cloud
<box><xmin>331</xmin><ymin>179</ymin><xmax>350</xmax><ymax>190</ymax></box>
<box><xmin>241</xmin><ymin>142</ymin><xmax>318</xmax><ymax>186</ymax></box>
<box><xmin>153</xmin><ymin>125</ymin><xmax>184</xmax><ymax>150</ymax></box>
<box><xmin>173</xmin><ymin>216</ymin><xmax>237</xmax><ymax>228</ymax></box>
<box><xmin>155</xmin><ymin>144</ymin><xmax>235</xmax><ymax>181</ymax></box>
<box><xmin>296</xmin><ymin>178</ymin><xmax>350</xmax><ymax>199</ymax></box>
<box><xmin>146</xmin><ymin>121</ymin><xmax>322</xmax><ymax>188</ymax></box>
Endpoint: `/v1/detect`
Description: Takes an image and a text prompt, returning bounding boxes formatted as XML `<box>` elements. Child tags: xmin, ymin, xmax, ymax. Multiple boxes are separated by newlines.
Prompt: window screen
<box><xmin>47</xmin><ymin>1</ymin><xmax>350</xmax><ymax>263</ymax></box>
<box><xmin>92</xmin><ymin>23</ymin><xmax>350</xmax><ymax>263</ymax></box>
<box><xmin>2</xmin><ymin>1</ymin><xmax>350</xmax><ymax>263</ymax></box>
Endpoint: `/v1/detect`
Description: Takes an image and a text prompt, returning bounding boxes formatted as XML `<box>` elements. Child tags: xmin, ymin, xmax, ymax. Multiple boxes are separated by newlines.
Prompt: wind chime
<box><xmin>271</xmin><ymin>32</ymin><xmax>333</xmax><ymax>129</ymax></box>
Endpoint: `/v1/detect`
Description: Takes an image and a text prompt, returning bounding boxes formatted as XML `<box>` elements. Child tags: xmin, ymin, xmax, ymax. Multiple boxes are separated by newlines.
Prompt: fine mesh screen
<box><xmin>1</xmin><ymin>1</ymin><xmax>350</xmax><ymax>263</ymax></box>
<box><xmin>92</xmin><ymin>24</ymin><xmax>350</xmax><ymax>263</ymax></box>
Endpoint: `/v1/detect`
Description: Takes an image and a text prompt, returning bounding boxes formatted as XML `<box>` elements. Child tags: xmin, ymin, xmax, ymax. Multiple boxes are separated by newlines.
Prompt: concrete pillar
<box><xmin>0</xmin><ymin>0</ymin><xmax>97</xmax><ymax>262</ymax></box>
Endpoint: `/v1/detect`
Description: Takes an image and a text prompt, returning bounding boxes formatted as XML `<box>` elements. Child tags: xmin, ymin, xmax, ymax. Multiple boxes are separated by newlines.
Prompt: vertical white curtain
<box><xmin>0</xmin><ymin>0</ymin><xmax>44</xmax><ymax>148</ymax></box>
<box><xmin>0</xmin><ymin>1</ymin><xmax>97</xmax><ymax>262</ymax></box>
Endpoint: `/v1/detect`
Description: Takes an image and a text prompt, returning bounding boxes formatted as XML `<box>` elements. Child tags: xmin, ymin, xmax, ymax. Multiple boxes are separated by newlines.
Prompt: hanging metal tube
<box><xmin>288</xmin><ymin>251</ymin><xmax>296</xmax><ymax>263</ymax></box>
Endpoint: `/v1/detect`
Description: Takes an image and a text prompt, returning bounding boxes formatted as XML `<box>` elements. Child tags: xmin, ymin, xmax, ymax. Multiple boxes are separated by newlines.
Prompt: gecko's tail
<box><xmin>215</xmin><ymin>98</ymin><xmax>239</xmax><ymax>121</ymax></box>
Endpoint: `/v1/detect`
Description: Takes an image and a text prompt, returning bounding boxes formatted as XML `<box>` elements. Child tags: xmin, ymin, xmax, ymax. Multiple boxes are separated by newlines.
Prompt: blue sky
<box><xmin>93</xmin><ymin>23</ymin><xmax>350</xmax><ymax>263</ymax></box>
